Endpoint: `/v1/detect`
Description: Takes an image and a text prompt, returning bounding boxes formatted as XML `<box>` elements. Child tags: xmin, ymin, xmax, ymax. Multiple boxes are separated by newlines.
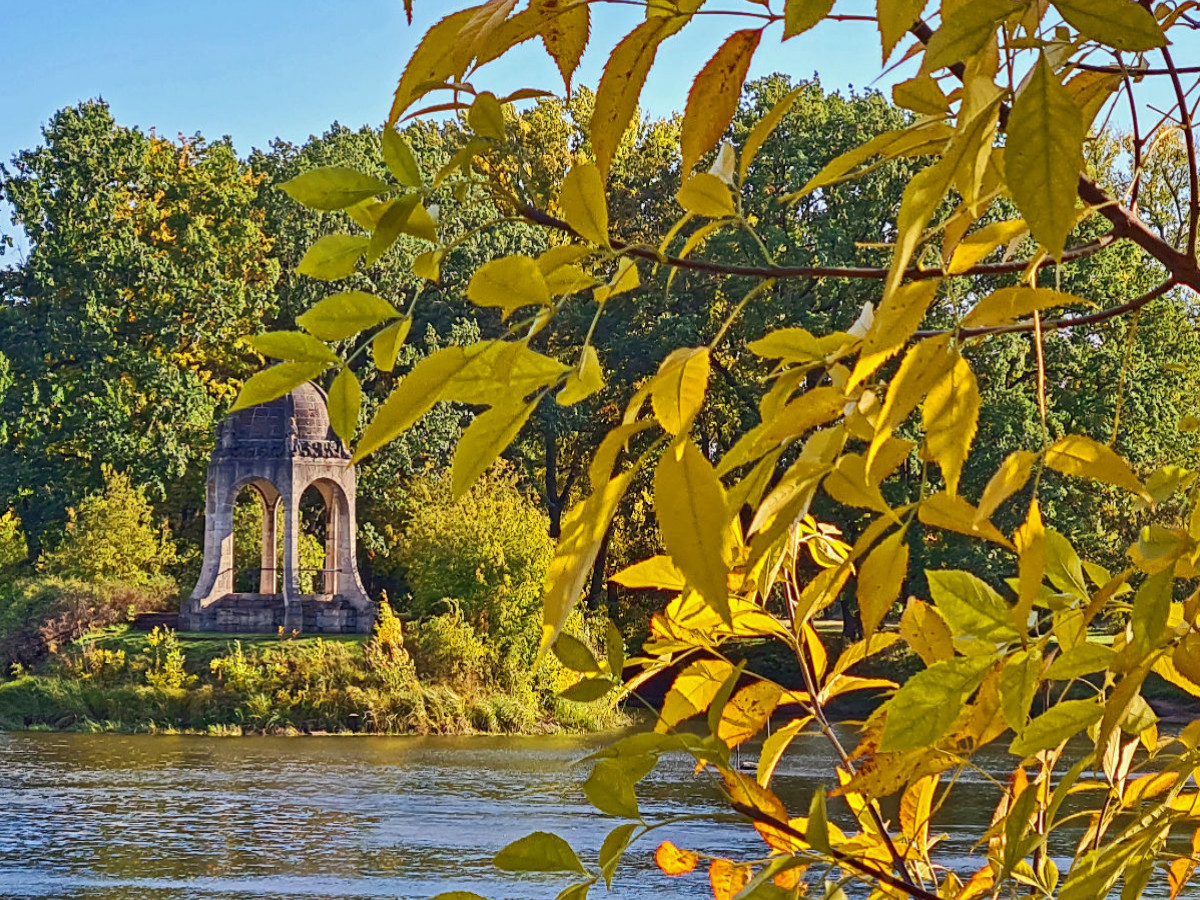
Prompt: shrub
<box><xmin>406</xmin><ymin>606</ymin><xmax>495</xmax><ymax>687</ymax></box>
<box><xmin>363</xmin><ymin>600</ymin><xmax>416</xmax><ymax>688</ymax></box>
<box><xmin>142</xmin><ymin>627</ymin><xmax>194</xmax><ymax>690</ymax></box>
<box><xmin>0</xmin><ymin>512</ymin><xmax>27</xmax><ymax>574</ymax></box>
<box><xmin>396</xmin><ymin>468</ymin><xmax>553</xmax><ymax>664</ymax></box>
<box><xmin>40</xmin><ymin>467</ymin><xmax>178</xmax><ymax>585</ymax></box>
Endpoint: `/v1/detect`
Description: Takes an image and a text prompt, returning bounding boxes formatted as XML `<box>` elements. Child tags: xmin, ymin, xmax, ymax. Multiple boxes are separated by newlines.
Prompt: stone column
<box><xmin>260</xmin><ymin>495</ymin><xmax>280</xmax><ymax>595</ymax></box>
<box><xmin>324</xmin><ymin>496</ymin><xmax>340</xmax><ymax>595</ymax></box>
<box><xmin>281</xmin><ymin>493</ymin><xmax>302</xmax><ymax>630</ymax></box>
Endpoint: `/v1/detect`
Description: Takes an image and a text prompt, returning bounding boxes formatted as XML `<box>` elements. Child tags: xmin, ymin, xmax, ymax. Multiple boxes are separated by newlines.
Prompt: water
<box><xmin>0</xmin><ymin>730</ymin><xmax>1184</xmax><ymax>898</ymax></box>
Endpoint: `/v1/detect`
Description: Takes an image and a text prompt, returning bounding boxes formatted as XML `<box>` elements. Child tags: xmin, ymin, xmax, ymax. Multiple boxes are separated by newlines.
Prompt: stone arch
<box><xmin>297</xmin><ymin>477</ymin><xmax>354</xmax><ymax>597</ymax></box>
<box><xmin>232</xmin><ymin>479</ymin><xmax>282</xmax><ymax>594</ymax></box>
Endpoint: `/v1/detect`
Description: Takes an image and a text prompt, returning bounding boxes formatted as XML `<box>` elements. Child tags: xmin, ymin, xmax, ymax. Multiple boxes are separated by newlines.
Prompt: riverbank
<box><xmin>0</xmin><ymin>621</ymin><xmax>627</xmax><ymax>736</ymax></box>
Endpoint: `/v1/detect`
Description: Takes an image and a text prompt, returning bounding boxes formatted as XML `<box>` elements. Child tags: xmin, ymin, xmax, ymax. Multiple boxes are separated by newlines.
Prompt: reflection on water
<box><xmin>0</xmin><ymin>729</ymin><xmax>1176</xmax><ymax>898</ymax></box>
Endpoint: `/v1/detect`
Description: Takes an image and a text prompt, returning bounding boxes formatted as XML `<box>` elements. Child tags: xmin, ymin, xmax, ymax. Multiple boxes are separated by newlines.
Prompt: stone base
<box><xmin>179</xmin><ymin>593</ymin><xmax>375</xmax><ymax>634</ymax></box>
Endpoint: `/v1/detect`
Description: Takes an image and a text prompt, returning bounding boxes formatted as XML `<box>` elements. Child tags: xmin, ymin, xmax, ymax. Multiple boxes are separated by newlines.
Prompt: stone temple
<box><xmin>180</xmin><ymin>381</ymin><xmax>375</xmax><ymax>634</ymax></box>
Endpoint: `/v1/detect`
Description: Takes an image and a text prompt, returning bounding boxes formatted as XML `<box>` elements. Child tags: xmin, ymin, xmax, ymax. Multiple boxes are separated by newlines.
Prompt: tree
<box><xmin>0</xmin><ymin>101</ymin><xmax>279</xmax><ymax>552</ymax></box>
<box><xmin>137</xmin><ymin>2</ymin><xmax>1200</xmax><ymax>896</ymax></box>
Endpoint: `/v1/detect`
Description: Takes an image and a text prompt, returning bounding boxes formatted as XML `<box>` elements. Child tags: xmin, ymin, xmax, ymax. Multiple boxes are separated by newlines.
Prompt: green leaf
<box><xmin>494</xmin><ymin>831</ymin><xmax>587</xmax><ymax>875</ymax></box>
<box><xmin>468</xmin><ymin>91</ymin><xmax>506</xmax><ymax>140</ymax></box>
<box><xmin>371</xmin><ymin>318</ymin><xmax>412</xmax><ymax>373</ymax></box>
<box><xmin>560</xmin><ymin>163</ymin><xmax>610</xmax><ymax>246</ymax></box>
<box><xmin>598</xmin><ymin>823</ymin><xmax>638</xmax><ymax>889</ymax></box>
<box><xmin>382</xmin><ymin>128</ymin><xmax>423</xmax><ymax>187</ymax></box>
<box><xmin>927</xmin><ymin>569</ymin><xmax>1020</xmax><ymax>644</ymax></box>
<box><xmin>606</xmin><ymin>621</ymin><xmax>625</xmax><ymax>678</ymax></box>
<box><xmin>354</xmin><ymin>347</ymin><xmax>467</xmax><ymax>461</ymax></box>
<box><xmin>297</xmin><ymin>291</ymin><xmax>401</xmax><ymax>341</ymax></box>
<box><xmin>880</xmin><ymin>654</ymin><xmax>998</xmax><ymax>752</ymax></box>
<box><xmin>281</xmin><ymin>166</ymin><xmax>390</xmax><ymax>210</ymax></box>
<box><xmin>297</xmin><ymin>234</ymin><xmax>370</xmax><ymax>281</ymax></box>
<box><xmin>558</xmin><ymin>346</ymin><xmax>605</xmax><ymax>406</ymax></box>
<box><xmin>554</xmin><ymin>632</ymin><xmax>600</xmax><ymax>673</ymax></box>
<box><xmin>467</xmin><ymin>255</ymin><xmax>551</xmax><ymax>318</ymax></box>
<box><xmin>451</xmin><ymin>399</ymin><xmax>538</xmax><ymax>498</ymax></box>
<box><xmin>585</xmin><ymin>759</ymin><xmax>641</xmax><ymax>818</ymax></box>
<box><xmin>554</xmin><ymin>881</ymin><xmax>595</xmax><ymax>900</ymax></box>
<box><xmin>1006</xmin><ymin>55</ymin><xmax>1084</xmax><ymax>261</ymax></box>
<box><xmin>1052</xmin><ymin>0</ymin><xmax>1166</xmax><ymax>51</ymax></box>
<box><xmin>244</xmin><ymin>331</ymin><xmax>341</xmax><ymax>364</ymax></box>
<box><xmin>676</xmin><ymin>173</ymin><xmax>735</xmax><ymax>217</ymax></box>
<box><xmin>1131</xmin><ymin>567</ymin><xmax>1173</xmax><ymax>655</ymax></box>
<box><xmin>783</xmin><ymin>0</ymin><xmax>835</xmax><ymax>39</ymax></box>
<box><xmin>654</xmin><ymin>441</ymin><xmax>731</xmax><ymax>623</ymax></box>
<box><xmin>1009</xmin><ymin>698</ymin><xmax>1103</xmax><ymax>757</ymax></box>
<box><xmin>560</xmin><ymin>677</ymin><xmax>616</xmax><ymax>702</ymax></box>
<box><xmin>651</xmin><ymin>347</ymin><xmax>710</xmax><ymax>435</ymax></box>
<box><xmin>232</xmin><ymin>362</ymin><xmax>330</xmax><ymax>412</ymax></box>
<box><xmin>806</xmin><ymin>787</ymin><xmax>830</xmax><ymax>853</ymax></box>
<box><xmin>923</xmin><ymin>0</ymin><xmax>1021</xmax><ymax>70</ymax></box>
<box><xmin>327</xmin><ymin>367</ymin><xmax>361</xmax><ymax>445</ymax></box>
<box><xmin>1046</xmin><ymin>643</ymin><xmax>1116</xmax><ymax>680</ymax></box>
<box><xmin>365</xmin><ymin>194</ymin><xmax>422</xmax><ymax>266</ymax></box>
<box><xmin>999</xmin><ymin>649</ymin><xmax>1042</xmax><ymax>729</ymax></box>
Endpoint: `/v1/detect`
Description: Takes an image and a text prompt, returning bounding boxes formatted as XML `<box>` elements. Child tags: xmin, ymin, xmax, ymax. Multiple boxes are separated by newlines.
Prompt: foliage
<box><xmin>0</xmin><ymin>512</ymin><xmax>27</xmax><ymax>574</ymax></box>
<box><xmin>253</xmin><ymin>2</ymin><xmax>1200</xmax><ymax>898</ymax></box>
<box><xmin>394</xmin><ymin>467</ymin><xmax>554</xmax><ymax>663</ymax></box>
<box><xmin>142</xmin><ymin>626</ymin><xmax>193</xmax><ymax>690</ymax></box>
<box><xmin>231</xmin><ymin>492</ymin><xmax>324</xmax><ymax>593</ymax></box>
<box><xmin>40</xmin><ymin>467</ymin><xmax>178</xmax><ymax>586</ymax></box>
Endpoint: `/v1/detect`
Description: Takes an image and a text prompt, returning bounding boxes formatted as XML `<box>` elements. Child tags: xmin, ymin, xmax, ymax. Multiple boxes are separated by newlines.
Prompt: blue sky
<box><xmin>1</xmin><ymin>1</ymin><xmax>900</xmax><ymax>166</ymax></box>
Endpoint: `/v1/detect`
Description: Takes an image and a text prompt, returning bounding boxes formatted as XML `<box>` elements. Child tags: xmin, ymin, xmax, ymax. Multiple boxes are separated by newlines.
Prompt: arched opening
<box><xmin>231</xmin><ymin>481</ymin><xmax>280</xmax><ymax>594</ymax></box>
<box><xmin>298</xmin><ymin>483</ymin><xmax>332</xmax><ymax>594</ymax></box>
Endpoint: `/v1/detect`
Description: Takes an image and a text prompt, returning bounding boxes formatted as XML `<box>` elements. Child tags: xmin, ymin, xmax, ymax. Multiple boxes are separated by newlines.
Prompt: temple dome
<box><xmin>220</xmin><ymin>381</ymin><xmax>336</xmax><ymax>445</ymax></box>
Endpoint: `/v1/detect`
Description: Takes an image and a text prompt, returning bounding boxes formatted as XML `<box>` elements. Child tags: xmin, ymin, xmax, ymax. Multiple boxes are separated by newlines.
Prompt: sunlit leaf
<box><xmin>297</xmin><ymin>291</ymin><xmax>400</xmax><ymax>341</ymax></box>
<box><xmin>651</xmin><ymin>347</ymin><xmax>709</xmax><ymax>435</ymax></box>
<box><xmin>297</xmin><ymin>234</ymin><xmax>370</xmax><ymax>281</ymax></box>
<box><xmin>451</xmin><ymin>399</ymin><xmax>538</xmax><ymax>498</ymax></box>
<box><xmin>1010</xmin><ymin>699</ymin><xmax>1103</xmax><ymax>757</ymax></box>
<box><xmin>681</xmin><ymin>29</ymin><xmax>762</xmax><ymax>174</ymax></box>
<box><xmin>281</xmin><ymin>166</ymin><xmax>389</xmax><ymax>210</ymax></box>
<box><xmin>858</xmin><ymin>529</ymin><xmax>909</xmax><ymax>639</ymax></box>
<box><xmin>494</xmin><ymin>831</ymin><xmax>587</xmax><ymax>875</ymax></box>
<box><xmin>327</xmin><ymin>367</ymin><xmax>361</xmax><ymax>445</ymax></box>
<box><xmin>467</xmin><ymin>255</ymin><xmax>551</xmax><ymax>318</ymax></box>
<box><xmin>371</xmin><ymin>318</ymin><xmax>413</xmax><ymax>373</ymax></box>
<box><xmin>232</xmin><ymin>361</ymin><xmax>330</xmax><ymax>412</ymax></box>
<box><xmin>560</xmin><ymin>163</ymin><xmax>610</xmax><ymax>246</ymax></box>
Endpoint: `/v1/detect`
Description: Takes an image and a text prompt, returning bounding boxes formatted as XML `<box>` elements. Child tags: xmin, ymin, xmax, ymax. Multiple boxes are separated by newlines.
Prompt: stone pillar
<box><xmin>324</xmin><ymin>493</ymin><xmax>340</xmax><ymax>595</ymax></box>
<box><xmin>260</xmin><ymin>495</ymin><xmax>279</xmax><ymax>595</ymax></box>
<box><xmin>282</xmin><ymin>493</ymin><xmax>302</xmax><ymax>630</ymax></box>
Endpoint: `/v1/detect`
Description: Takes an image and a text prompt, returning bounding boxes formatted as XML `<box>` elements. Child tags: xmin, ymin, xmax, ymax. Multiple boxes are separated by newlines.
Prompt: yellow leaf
<box><xmin>354</xmin><ymin>347</ymin><xmax>467</xmax><ymax>461</ymax></box>
<box><xmin>542</xmin><ymin>473</ymin><xmax>632</xmax><ymax>652</ymax></box>
<box><xmin>654</xmin><ymin>841</ymin><xmax>699</xmax><ymax>877</ymax></box>
<box><xmin>327</xmin><ymin>367</ymin><xmax>361</xmax><ymax>445</ymax></box>
<box><xmin>923</xmin><ymin>0</ymin><xmax>1020</xmax><ymax>70</ymax></box>
<box><xmin>1044</xmin><ymin>434</ymin><xmax>1151</xmax><ymax>502</ymax></box>
<box><xmin>823</xmin><ymin>453</ymin><xmax>892</xmax><ymax>515</ymax></box>
<box><xmin>244</xmin><ymin>331</ymin><xmax>340</xmax><ymax>364</ymax></box>
<box><xmin>709</xmin><ymin>858</ymin><xmax>753</xmax><ymax>900</ymax></box>
<box><xmin>413</xmin><ymin>249</ymin><xmax>442</xmax><ymax>281</ymax></box>
<box><xmin>371</xmin><ymin>318</ymin><xmax>413</xmax><ymax>373</ymax></box>
<box><xmin>657</xmin><ymin>658</ymin><xmax>735</xmax><ymax>731</ymax></box>
<box><xmin>718</xmin><ymin>680</ymin><xmax>782</xmax><ymax>749</ymax></box>
<box><xmin>893</xmin><ymin>74</ymin><xmax>951</xmax><ymax>115</ymax></box>
<box><xmin>232</xmin><ymin>361</ymin><xmax>330</xmax><ymax>412</ymax></box>
<box><xmin>739</xmin><ymin>85</ymin><xmax>804</xmax><ymax>183</ymax></box>
<box><xmin>962</xmin><ymin>286</ymin><xmax>1083</xmax><ymax>328</ymax></box>
<box><xmin>451</xmin><ymin>399</ymin><xmax>537</xmax><ymax>498</ymax></box>
<box><xmin>559</xmin><ymin>163</ymin><xmax>609</xmax><ymax>246</ymax></box>
<box><xmin>680</xmin><ymin>28</ymin><xmax>761</xmax><ymax>174</ymax></box>
<box><xmin>544</xmin><ymin>263</ymin><xmax>596</xmax><ymax>296</ymax></box>
<box><xmin>651</xmin><ymin>347</ymin><xmax>710</xmax><ymax>435</ymax></box>
<box><xmin>900</xmin><ymin>599</ymin><xmax>955</xmax><ymax>666</ymax></box>
<box><xmin>876</xmin><ymin>0</ymin><xmax>928</xmax><ymax>60</ymax></box>
<box><xmin>364</xmin><ymin>194</ymin><xmax>420</xmax><ymax>265</ymax></box>
<box><xmin>676</xmin><ymin>173</ymin><xmax>736</xmax><ymax>217</ymax></box>
<box><xmin>762</xmin><ymin>386</ymin><xmax>847</xmax><ymax>442</ymax></box>
<box><xmin>858</xmin><ymin>529</ymin><xmax>910</xmax><ymax>639</ymax></box>
<box><xmin>382</xmin><ymin>127</ymin><xmax>422</xmax><ymax>187</ymax></box>
<box><xmin>947</xmin><ymin>219</ymin><xmax>1027</xmax><ymax>274</ymax></box>
<box><xmin>791</xmin><ymin>121</ymin><xmax>954</xmax><ymax>201</ymax></box>
<box><xmin>557</xmin><ymin>345</ymin><xmax>605</xmax><ymax>406</ymax></box>
<box><xmin>655</xmin><ymin>441</ymin><xmax>731</xmax><ymax>622</ymax></box>
<box><xmin>868</xmin><ymin>336</ymin><xmax>957</xmax><ymax>474</ymax></box>
<box><xmin>1053</xmin><ymin>0</ymin><xmax>1166</xmax><ymax>51</ymax></box>
<box><xmin>297</xmin><ymin>291</ymin><xmax>400</xmax><ymax>341</ymax></box>
<box><xmin>919</xmin><ymin>491</ymin><xmax>1015</xmax><ymax>549</ymax></box>
<box><xmin>388</xmin><ymin>6</ymin><xmax>481</xmax><ymax>124</ymax></box>
<box><xmin>592</xmin><ymin>18</ymin><xmax>678</xmax><ymax>178</ymax></box>
<box><xmin>1006</xmin><ymin>55</ymin><xmax>1084</xmax><ymax>261</ymax></box>
<box><xmin>281</xmin><ymin>166</ymin><xmax>390</xmax><ymax>211</ymax></box>
<box><xmin>922</xmin><ymin>353</ymin><xmax>980</xmax><ymax>495</ymax></box>
<box><xmin>1014</xmin><ymin>499</ymin><xmax>1046</xmax><ymax>629</ymax></box>
<box><xmin>757</xmin><ymin>717</ymin><xmax>810</xmax><ymax>786</ymax></box>
<box><xmin>297</xmin><ymin>234</ymin><xmax>369</xmax><ymax>281</ymax></box>
<box><xmin>611</xmin><ymin>555</ymin><xmax>686</xmax><ymax>591</ymax></box>
<box><xmin>976</xmin><ymin>450</ymin><xmax>1037</xmax><ymax>522</ymax></box>
<box><xmin>595</xmin><ymin>257</ymin><xmax>640</xmax><ymax>303</ymax></box>
<box><xmin>466</xmin><ymin>255</ymin><xmax>551</xmax><ymax>318</ymax></box>
<box><xmin>784</xmin><ymin>0</ymin><xmax>835</xmax><ymax>38</ymax></box>
<box><xmin>900</xmin><ymin>774</ymin><xmax>939</xmax><ymax>847</ymax></box>
<box><xmin>849</xmin><ymin>279</ymin><xmax>939</xmax><ymax>390</ymax></box>
<box><xmin>467</xmin><ymin>91</ymin><xmax>506</xmax><ymax>139</ymax></box>
<box><xmin>534</xmin><ymin>0</ymin><xmax>590</xmax><ymax>90</ymax></box>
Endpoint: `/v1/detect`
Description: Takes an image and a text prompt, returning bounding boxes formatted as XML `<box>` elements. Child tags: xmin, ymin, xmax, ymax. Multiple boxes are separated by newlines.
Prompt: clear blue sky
<box><xmin>1</xmin><ymin>1</ymin><xmax>899</xmax><ymax>166</ymax></box>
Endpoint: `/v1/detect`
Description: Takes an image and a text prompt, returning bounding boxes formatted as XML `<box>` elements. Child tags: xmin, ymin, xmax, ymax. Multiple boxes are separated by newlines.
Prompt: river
<box><xmin>0</xmin><ymin>729</ymin><xmax>1183</xmax><ymax>898</ymax></box>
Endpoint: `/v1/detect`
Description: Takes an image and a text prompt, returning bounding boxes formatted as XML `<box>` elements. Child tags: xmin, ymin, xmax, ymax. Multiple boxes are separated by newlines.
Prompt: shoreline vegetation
<box><xmin>0</xmin><ymin>609</ymin><xmax>628</xmax><ymax>736</ymax></box>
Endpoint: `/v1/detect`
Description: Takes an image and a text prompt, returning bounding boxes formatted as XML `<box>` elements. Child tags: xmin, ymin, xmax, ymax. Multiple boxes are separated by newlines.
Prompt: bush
<box><xmin>40</xmin><ymin>467</ymin><xmax>178</xmax><ymax>585</ymax></box>
<box><xmin>0</xmin><ymin>512</ymin><xmax>27</xmax><ymax>574</ymax></box>
<box><xmin>396</xmin><ymin>468</ymin><xmax>553</xmax><ymax>665</ymax></box>
<box><xmin>406</xmin><ymin>606</ymin><xmax>495</xmax><ymax>687</ymax></box>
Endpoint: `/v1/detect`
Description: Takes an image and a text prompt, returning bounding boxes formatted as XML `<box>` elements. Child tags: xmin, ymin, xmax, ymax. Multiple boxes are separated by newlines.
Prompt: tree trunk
<box><xmin>587</xmin><ymin>523</ymin><xmax>613</xmax><ymax>610</ymax></box>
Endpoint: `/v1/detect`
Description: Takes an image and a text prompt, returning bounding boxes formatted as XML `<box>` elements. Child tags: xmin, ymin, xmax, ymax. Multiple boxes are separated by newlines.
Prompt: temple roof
<box><xmin>219</xmin><ymin>381</ymin><xmax>338</xmax><ymax>447</ymax></box>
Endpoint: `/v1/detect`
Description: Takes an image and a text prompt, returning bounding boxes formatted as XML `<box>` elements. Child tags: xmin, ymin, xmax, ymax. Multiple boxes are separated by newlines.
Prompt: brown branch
<box><xmin>727</xmin><ymin>802</ymin><xmax>943</xmax><ymax>900</ymax></box>
<box><xmin>517</xmin><ymin>205</ymin><xmax>1114</xmax><ymax>283</ymax></box>
<box><xmin>914</xmin><ymin>279</ymin><xmax>1177</xmax><ymax>340</ymax></box>
<box><xmin>1160</xmin><ymin>45</ymin><xmax>1200</xmax><ymax>256</ymax></box>
<box><xmin>1072</xmin><ymin>62</ymin><xmax>1200</xmax><ymax>75</ymax></box>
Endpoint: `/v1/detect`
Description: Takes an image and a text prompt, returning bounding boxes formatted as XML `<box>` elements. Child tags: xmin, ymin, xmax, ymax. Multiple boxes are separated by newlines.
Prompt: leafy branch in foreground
<box><xmin>239</xmin><ymin>0</ymin><xmax>1200</xmax><ymax>897</ymax></box>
